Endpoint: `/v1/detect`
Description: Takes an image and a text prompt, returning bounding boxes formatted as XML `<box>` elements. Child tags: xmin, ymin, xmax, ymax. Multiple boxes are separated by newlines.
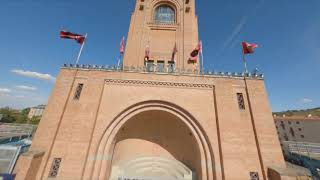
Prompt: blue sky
<box><xmin>0</xmin><ymin>0</ymin><xmax>319</xmax><ymax>111</ymax></box>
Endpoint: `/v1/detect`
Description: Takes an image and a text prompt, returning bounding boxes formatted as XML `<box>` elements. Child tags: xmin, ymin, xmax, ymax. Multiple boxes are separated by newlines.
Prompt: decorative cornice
<box><xmin>105</xmin><ymin>79</ymin><xmax>214</xmax><ymax>89</ymax></box>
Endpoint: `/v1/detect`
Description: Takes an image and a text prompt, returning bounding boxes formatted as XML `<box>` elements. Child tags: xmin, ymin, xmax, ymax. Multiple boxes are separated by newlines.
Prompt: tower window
<box><xmin>156</xmin><ymin>61</ymin><xmax>164</xmax><ymax>72</ymax></box>
<box><xmin>168</xmin><ymin>61</ymin><xmax>175</xmax><ymax>73</ymax></box>
<box><xmin>237</xmin><ymin>93</ymin><xmax>245</xmax><ymax>110</ymax></box>
<box><xmin>74</xmin><ymin>83</ymin><xmax>84</xmax><ymax>100</ymax></box>
<box><xmin>146</xmin><ymin>60</ymin><xmax>154</xmax><ymax>72</ymax></box>
<box><xmin>154</xmin><ymin>5</ymin><xmax>175</xmax><ymax>24</ymax></box>
<box><xmin>48</xmin><ymin>158</ymin><xmax>62</xmax><ymax>178</ymax></box>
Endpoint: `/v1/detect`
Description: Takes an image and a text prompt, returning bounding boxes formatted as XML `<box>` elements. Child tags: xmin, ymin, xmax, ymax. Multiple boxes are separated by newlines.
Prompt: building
<box><xmin>27</xmin><ymin>105</ymin><xmax>46</xmax><ymax>119</ymax></box>
<box><xmin>14</xmin><ymin>0</ymin><xmax>306</xmax><ymax>180</ymax></box>
<box><xmin>274</xmin><ymin>115</ymin><xmax>320</xmax><ymax>159</ymax></box>
<box><xmin>0</xmin><ymin>123</ymin><xmax>35</xmax><ymax>179</ymax></box>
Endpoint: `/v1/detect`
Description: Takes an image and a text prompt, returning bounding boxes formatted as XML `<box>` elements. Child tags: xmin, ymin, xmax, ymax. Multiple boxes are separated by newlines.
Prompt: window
<box><xmin>48</xmin><ymin>158</ymin><xmax>62</xmax><ymax>178</ymax></box>
<box><xmin>250</xmin><ymin>172</ymin><xmax>259</xmax><ymax>180</ymax></box>
<box><xmin>298</xmin><ymin>128</ymin><xmax>302</xmax><ymax>131</ymax></box>
<box><xmin>154</xmin><ymin>5</ymin><xmax>175</xmax><ymax>24</ymax></box>
<box><xmin>288</xmin><ymin>121</ymin><xmax>292</xmax><ymax>125</ymax></box>
<box><xmin>283</xmin><ymin>133</ymin><xmax>289</xmax><ymax>141</ymax></box>
<box><xmin>281</xmin><ymin>121</ymin><xmax>285</xmax><ymax>130</ymax></box>
<box><xmin>157</xmin><ymin>61</ymin><xmax>165</xmax><ymax>72</ymax></box>
<box><xmin>237</xmin><ymin>93</ymin><xmax>245</xmax><ymax>110</ymax></box>
<box><xmin>168</xmin><ymin>61</ymin><xmax>175</xmax><ymax>73</ymax></box>
<box><xmin>74</xmin><ymin>83</ymin><xmax>84</xmax><ymax>100</ymax></box>
<box><xmin>296</xmin><ymin>121</ymin><xmax>300</xmax><ymax>124</ymax></box>
<box><xmin>146</xmin><ymin>60</ymin><xmax>154</xmax><ymax>72</ymax></box>
<box><xmin>290</xmin><ymin>127</ymin><xmax>295</xmax><ymax>137</ymax></box>
<box><xmin>301</xmin><ymin>135</ymin><xmax>305</xmax><ymax>138</ymax></box>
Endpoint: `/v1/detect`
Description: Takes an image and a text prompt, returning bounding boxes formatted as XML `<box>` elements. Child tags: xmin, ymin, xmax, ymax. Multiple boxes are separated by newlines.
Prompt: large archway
<box><xmin>110</xmin><ymin>110</ymin><xmax>201</xmax><ymax>180</ymax></box>
<box><xmin>89</xmin><ymin>101</ymin><xmax>215</xmax><ymax>180</ymax></box>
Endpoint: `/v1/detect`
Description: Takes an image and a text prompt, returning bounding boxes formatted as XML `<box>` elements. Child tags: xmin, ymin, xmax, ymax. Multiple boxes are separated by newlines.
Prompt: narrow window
<box><xmin>168</xmin><ymin>61</ymin><xmax>175</xmax><ymax>73</ymax></box>
<box><xmin>237</xmin><ymin>93</ymin><xmax>245</xmax><ymax>110</ymax></box>
<box><xmin>281</xmin><ymin>121</ymin><xmax>285</xmax><ymax>130</ymax></box>
<box><xmin>284</xmin><ymin>133</ymin><xmax>289</xmax><ymax>141</ymax></box>
<box><xmin>290</xmin><ymin>127</ymin><xmax>295</xmax><ymax>137</ymax></box>
<box><xmin>157</xmin><ymin>61</ymin><xmax>164</xmax><ymax>72</ymax></box>
<box><xmin>146</xmin><ymin>60</ymin><xmax>154</xmax><ymax>72</ymax></box>
<box><xmin>48</xmin><ymin>158</ymin><xmax>62</xmax><ymax>178</ymax></box>
<box><xmin>74</xmin><ymin>83</ymin><xmax>84</xmax><ymax>100</ymax></box>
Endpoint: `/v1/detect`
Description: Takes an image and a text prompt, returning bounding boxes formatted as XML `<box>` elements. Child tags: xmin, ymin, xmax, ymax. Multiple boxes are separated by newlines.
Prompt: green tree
<box><xmin>1</xmin><ymin>114</ymin><xmax>15</xmax><ymax>123</ymax></box>
<box><xmin>30</xmin><ymin>116</ymin><xmax>41</xmax><ymax>125</ymax></box>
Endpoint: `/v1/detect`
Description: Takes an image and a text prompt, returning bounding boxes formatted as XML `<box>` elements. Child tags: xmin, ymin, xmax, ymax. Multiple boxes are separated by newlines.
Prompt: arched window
<box><xmin>154</xmin><ymin>5</ymin><xmax>175</xmax><ymax>24</ymax></box>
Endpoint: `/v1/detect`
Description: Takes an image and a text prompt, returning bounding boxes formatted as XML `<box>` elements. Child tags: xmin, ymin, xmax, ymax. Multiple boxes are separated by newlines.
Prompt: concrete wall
<box><xmin>275</xmin><ymin>117</ymin><xmax>320</xmax><ymax>144</ymax></box>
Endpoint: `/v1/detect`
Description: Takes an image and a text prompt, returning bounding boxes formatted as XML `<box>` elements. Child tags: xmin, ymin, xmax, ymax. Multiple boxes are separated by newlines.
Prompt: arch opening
<box><xmin>110</xmin><ymin>110</ymin><xmax>201</xmax><ymax>180</ymax></box>
<box><xmin>89</xmin><ymin>101</ymin><xmax>216</xmax><ymax>180</ymax></box>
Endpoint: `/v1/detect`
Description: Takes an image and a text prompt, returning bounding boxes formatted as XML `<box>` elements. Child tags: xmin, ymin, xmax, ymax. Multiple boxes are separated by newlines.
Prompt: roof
<box><xmin>274</xmin><ymin>116</ymin><xmax>320</xmax><ymax>121</ymax></box>
<box><xmin>31</xmin><ymin>105</ymin><xmax>46</xmax><ymax>109</ymax></box>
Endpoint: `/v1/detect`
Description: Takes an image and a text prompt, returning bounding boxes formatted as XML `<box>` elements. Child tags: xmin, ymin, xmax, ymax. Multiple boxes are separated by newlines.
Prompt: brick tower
<box><xmin>124</xmin><ymin>0</ymin><xmax>199</xmax><ymax>72</ymax></box>
<box><xmin>13</xmin><ymin>0</ymin><xmax>295</xmax><ymax>180</ymax></box>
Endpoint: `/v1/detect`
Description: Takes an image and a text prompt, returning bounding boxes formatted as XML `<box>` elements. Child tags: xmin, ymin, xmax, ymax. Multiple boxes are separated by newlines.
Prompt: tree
<box><xmin>30</xmin><ymin>116</ymin><xmax>41</xmax><ymax>125</ymax></box>
<box><xmin>1</xmin><ymin>114</ymin><xmax>15</xmax><ymax>123</ymax></box>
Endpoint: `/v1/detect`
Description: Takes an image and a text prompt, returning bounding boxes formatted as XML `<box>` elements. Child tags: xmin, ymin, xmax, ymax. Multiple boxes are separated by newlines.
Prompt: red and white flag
<box><xmin>189</xmin><ymin>42</ymin><xmax>202</xmax><ymax>62</ymax></box>
<box><xmin>144</xmin><ymin>44</ymin><xmax>150</xmax><ymax>61</ymax></box>
<box><xmin>171</xmin><ymin>43</ymin><xmax>178</xmax><ymax>61</ymax></box>
<box><xmin>242</xmin><ymin>42</ymin><xmax>258</xmax><ymax>54</ymax></box>
<box><xmin>120</xmin><ymin>37</ymin><xmax>125</xmax><ymax>54</ymax></box>
<box><xmin>60</xmin><ymin>31</ymin><xmax>85</xmax><ymax>44</ymax></box>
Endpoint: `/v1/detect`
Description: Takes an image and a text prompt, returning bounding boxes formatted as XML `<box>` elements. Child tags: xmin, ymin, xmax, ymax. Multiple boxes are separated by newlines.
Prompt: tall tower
<box><xmin>123</xmin><ymin>0</ymin><xmax>199</xmax><ymax>71</ymax></box>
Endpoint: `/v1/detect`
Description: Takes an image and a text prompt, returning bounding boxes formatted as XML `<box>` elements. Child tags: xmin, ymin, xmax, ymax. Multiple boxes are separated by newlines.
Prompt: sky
<box><xmin>0</xmin><ymin>0</ymin><xmax>319</xmax><ymax>111</ymax></box>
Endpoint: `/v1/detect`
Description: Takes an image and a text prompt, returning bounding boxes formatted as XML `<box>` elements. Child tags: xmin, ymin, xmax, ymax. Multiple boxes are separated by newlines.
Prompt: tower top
<box><xmin>123</xmin><ymin>0</ymin><xmax>199</xmax><ymax>72</ymax></box>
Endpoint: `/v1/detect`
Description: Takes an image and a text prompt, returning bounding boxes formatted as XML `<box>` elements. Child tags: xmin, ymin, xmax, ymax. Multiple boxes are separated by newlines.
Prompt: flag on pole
<box><xmin>242</xmin><ymin>42</ymin><xmax>258</xmax><ymax>54</ymax></box>
<box><xmin>188</xmin><ymin>42</ymin><xmax>201</xmax><ymax>63</ymax></box>
<box><xmin>60</xmin><ymin>31</ymin><xmax>86</xmax><ymax>44</ymax></box>
<box><xmin>171</xmin><ymin>43</ymin><xmax>178</xmax><ymax>61</ymax></box>
<box><xmin>120</xmin><ymin>37</ymin><xmax>125</xmax><ymax>54</ymax></box>
<box><xmin>144</xmin><ymin>44</ymin><xmax>150</xmax><ymax>61</ymax></box>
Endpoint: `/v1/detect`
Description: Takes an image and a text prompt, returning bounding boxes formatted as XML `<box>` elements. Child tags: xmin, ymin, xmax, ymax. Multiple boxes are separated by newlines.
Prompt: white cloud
<box><xmin>11</xmin><ymin>69</ymin><xmax>56</xmax><ymax>82</ymax></box>
<box><xmin>0</xmin><ymin>88</ymin><xmax>11</xmax><ymax>94</ymax></box>
<box><xmin>301</xmin><ymin>98</ymin><xmax>313</xmax><ymax>104</ymax></box>
<box><xmin>16</xmin><ymin>85</ymin><xmax>37</xmax><ymax>91</ymax></box>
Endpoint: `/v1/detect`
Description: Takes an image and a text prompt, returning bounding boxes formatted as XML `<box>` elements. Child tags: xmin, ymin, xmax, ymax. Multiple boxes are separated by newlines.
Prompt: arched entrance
<box><xmin>109</xmin><ymin>110</ymin><xmax>200</xmax><ymax>180</ymax></box>
<box><xmin>89</xmin><ymin>101</ymin><xmax>215</xmax><ymax>180</ymax></box>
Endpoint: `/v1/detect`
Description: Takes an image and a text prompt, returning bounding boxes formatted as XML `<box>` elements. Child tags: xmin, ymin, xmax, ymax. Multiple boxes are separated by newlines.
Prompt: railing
<box><xmin>61</xmin><ymin>64</ymin><xmax>264</xmax><ymax>79</ymax></box>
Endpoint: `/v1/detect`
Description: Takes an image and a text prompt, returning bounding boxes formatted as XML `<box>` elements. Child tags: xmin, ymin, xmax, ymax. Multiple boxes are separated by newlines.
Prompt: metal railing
<box><xmin>62</xmin><ymin>64</ymin><xmax>264</xmax><ymax>79</ymax></box>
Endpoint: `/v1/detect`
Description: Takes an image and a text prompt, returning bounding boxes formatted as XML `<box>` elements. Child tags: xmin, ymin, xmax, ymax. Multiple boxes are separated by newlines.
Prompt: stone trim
<box><xmin>105</xmin><ymin>79</ymin><xmax>214</xmax><ymax>89</ymax></box>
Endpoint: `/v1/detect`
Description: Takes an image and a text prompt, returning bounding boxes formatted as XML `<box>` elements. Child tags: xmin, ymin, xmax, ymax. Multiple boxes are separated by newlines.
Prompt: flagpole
<box><xmin>117</xmin><ymin>54</ymin><xmax>121</xmax><ymax>70</ymax></box>
<box><xmin>76</xmin><ymin>33</ymin><xmax>87</xmax><ymax>64</ymax></box>
<box><xmin>243</xmin><ymin>53</ymin><xmax>248</xmax><ymax>73</ymax></box>
<box><xmin>201</xmin><ymin>50</ymin><xmax>204</xmax><ymax>74</ymax></box>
